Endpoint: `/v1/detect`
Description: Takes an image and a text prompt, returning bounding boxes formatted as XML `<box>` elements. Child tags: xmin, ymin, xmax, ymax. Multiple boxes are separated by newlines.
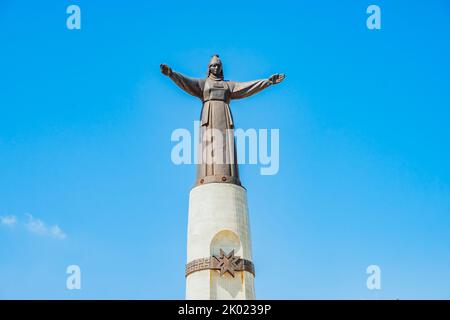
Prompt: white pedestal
<box><xmin>185</xmin><ymin>183</ymin><xmax>255</xmax><ymax>300</ymax></box>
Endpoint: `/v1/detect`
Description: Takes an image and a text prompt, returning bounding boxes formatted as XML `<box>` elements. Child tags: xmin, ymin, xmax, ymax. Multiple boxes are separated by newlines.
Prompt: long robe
<box><xmin>168</xmin><ymin>71</ymin><xmax>272</xmax><ymax>186</ymax></box>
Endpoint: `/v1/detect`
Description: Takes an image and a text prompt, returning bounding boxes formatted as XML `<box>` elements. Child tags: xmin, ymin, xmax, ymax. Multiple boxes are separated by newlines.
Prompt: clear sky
<box><xmin>1</xmin><ymin>0</ymin><xmax>449</xmax><ymax>299</ymax></box>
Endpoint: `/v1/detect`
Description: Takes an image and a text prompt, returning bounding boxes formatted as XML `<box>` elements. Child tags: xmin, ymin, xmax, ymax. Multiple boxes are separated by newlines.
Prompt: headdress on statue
<box><xmin>207</xmin><ymin>54</ymin><xmax>224</xmax><ymax>80</ymax></box>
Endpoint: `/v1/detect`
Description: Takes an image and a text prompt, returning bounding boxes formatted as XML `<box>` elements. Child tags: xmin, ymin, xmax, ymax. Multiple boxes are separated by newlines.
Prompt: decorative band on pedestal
<box><xmin>196</xmin><ymin>175</ymin><xmax>242</xmax><ymax>187</ymax></box>
<box><xmin>185</xmin><ymin>249</ymin><xmax>255</xmax><ymax>277</ymax></box>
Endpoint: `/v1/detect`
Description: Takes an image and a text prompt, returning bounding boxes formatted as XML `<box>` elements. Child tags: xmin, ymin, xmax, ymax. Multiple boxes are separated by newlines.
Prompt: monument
<box><xmin>161</xmin><ymin>55</ymin><xmax>285</xmax><ymax>300</ymax></box>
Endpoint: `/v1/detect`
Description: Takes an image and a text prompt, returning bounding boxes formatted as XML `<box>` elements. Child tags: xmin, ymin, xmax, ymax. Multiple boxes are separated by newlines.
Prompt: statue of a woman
<box><xmin>161</xmin><ymin>55</ymin><xmax>285</xmax><ymax>186</ymax></box>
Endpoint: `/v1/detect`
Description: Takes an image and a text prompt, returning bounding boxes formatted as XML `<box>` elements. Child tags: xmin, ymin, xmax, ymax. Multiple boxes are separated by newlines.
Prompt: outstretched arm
<box><xmin>230</xmin><ymin>73</ymin><xmax>285</xmax><ymax>100</ymax></box>
<box><xmin>160</xmin><ymin>64</ymin><xmax>204</xmax><ymax>98</ymax></box>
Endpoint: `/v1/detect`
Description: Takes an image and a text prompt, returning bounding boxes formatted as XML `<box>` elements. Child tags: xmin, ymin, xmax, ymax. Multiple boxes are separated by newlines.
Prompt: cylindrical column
<box><xmin>185</xmin><ymin>183</ymin><xmax>255</xmax><ymax>300</ymax></box>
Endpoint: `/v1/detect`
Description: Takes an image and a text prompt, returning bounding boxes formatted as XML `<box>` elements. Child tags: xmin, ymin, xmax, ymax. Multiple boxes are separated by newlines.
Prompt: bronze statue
<box><xmin>161</xmin><ymin>55</ymin><xmax>285</xmax><ymax>186</ymax></box>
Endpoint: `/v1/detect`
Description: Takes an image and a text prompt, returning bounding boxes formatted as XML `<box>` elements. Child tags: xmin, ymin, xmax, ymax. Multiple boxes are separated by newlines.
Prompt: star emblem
<box><xmin>213</xmin><ymin>249</ymin><xmax>242</xmax><ymax>277</ymax></box>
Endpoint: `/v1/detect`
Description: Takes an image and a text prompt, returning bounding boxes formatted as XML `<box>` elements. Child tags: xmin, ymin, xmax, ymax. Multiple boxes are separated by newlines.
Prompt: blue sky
<box><xmin>1</xmin><ymin>0</ymin><xmax>449</xmax><ymax>299</ymax></box>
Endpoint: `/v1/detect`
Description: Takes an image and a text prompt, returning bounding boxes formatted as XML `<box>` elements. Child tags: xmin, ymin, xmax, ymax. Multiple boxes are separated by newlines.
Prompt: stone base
<box><xmin>185</xmin><ymin>183</ymin><xmax>255</xmax><ymax>300</ymax></box>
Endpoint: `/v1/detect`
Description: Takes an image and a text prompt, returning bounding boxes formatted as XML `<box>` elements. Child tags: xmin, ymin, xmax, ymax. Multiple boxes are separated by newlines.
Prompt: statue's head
<box><xmin>207</xmin><ymin>54</ymin><xmax>223</xmax><ymax>80</ymax></box>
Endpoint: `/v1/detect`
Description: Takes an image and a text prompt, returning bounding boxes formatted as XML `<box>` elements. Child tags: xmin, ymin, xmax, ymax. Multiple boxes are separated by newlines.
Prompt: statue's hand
<box><xmin>160</xmin><ymin>64</ymin><xmax>172</xmax><ymax>76</ymax></box>
<box><xmin>269</xmin><ymin>73</ymin><xmax>286</xmax><ymax>85</ymax></box>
